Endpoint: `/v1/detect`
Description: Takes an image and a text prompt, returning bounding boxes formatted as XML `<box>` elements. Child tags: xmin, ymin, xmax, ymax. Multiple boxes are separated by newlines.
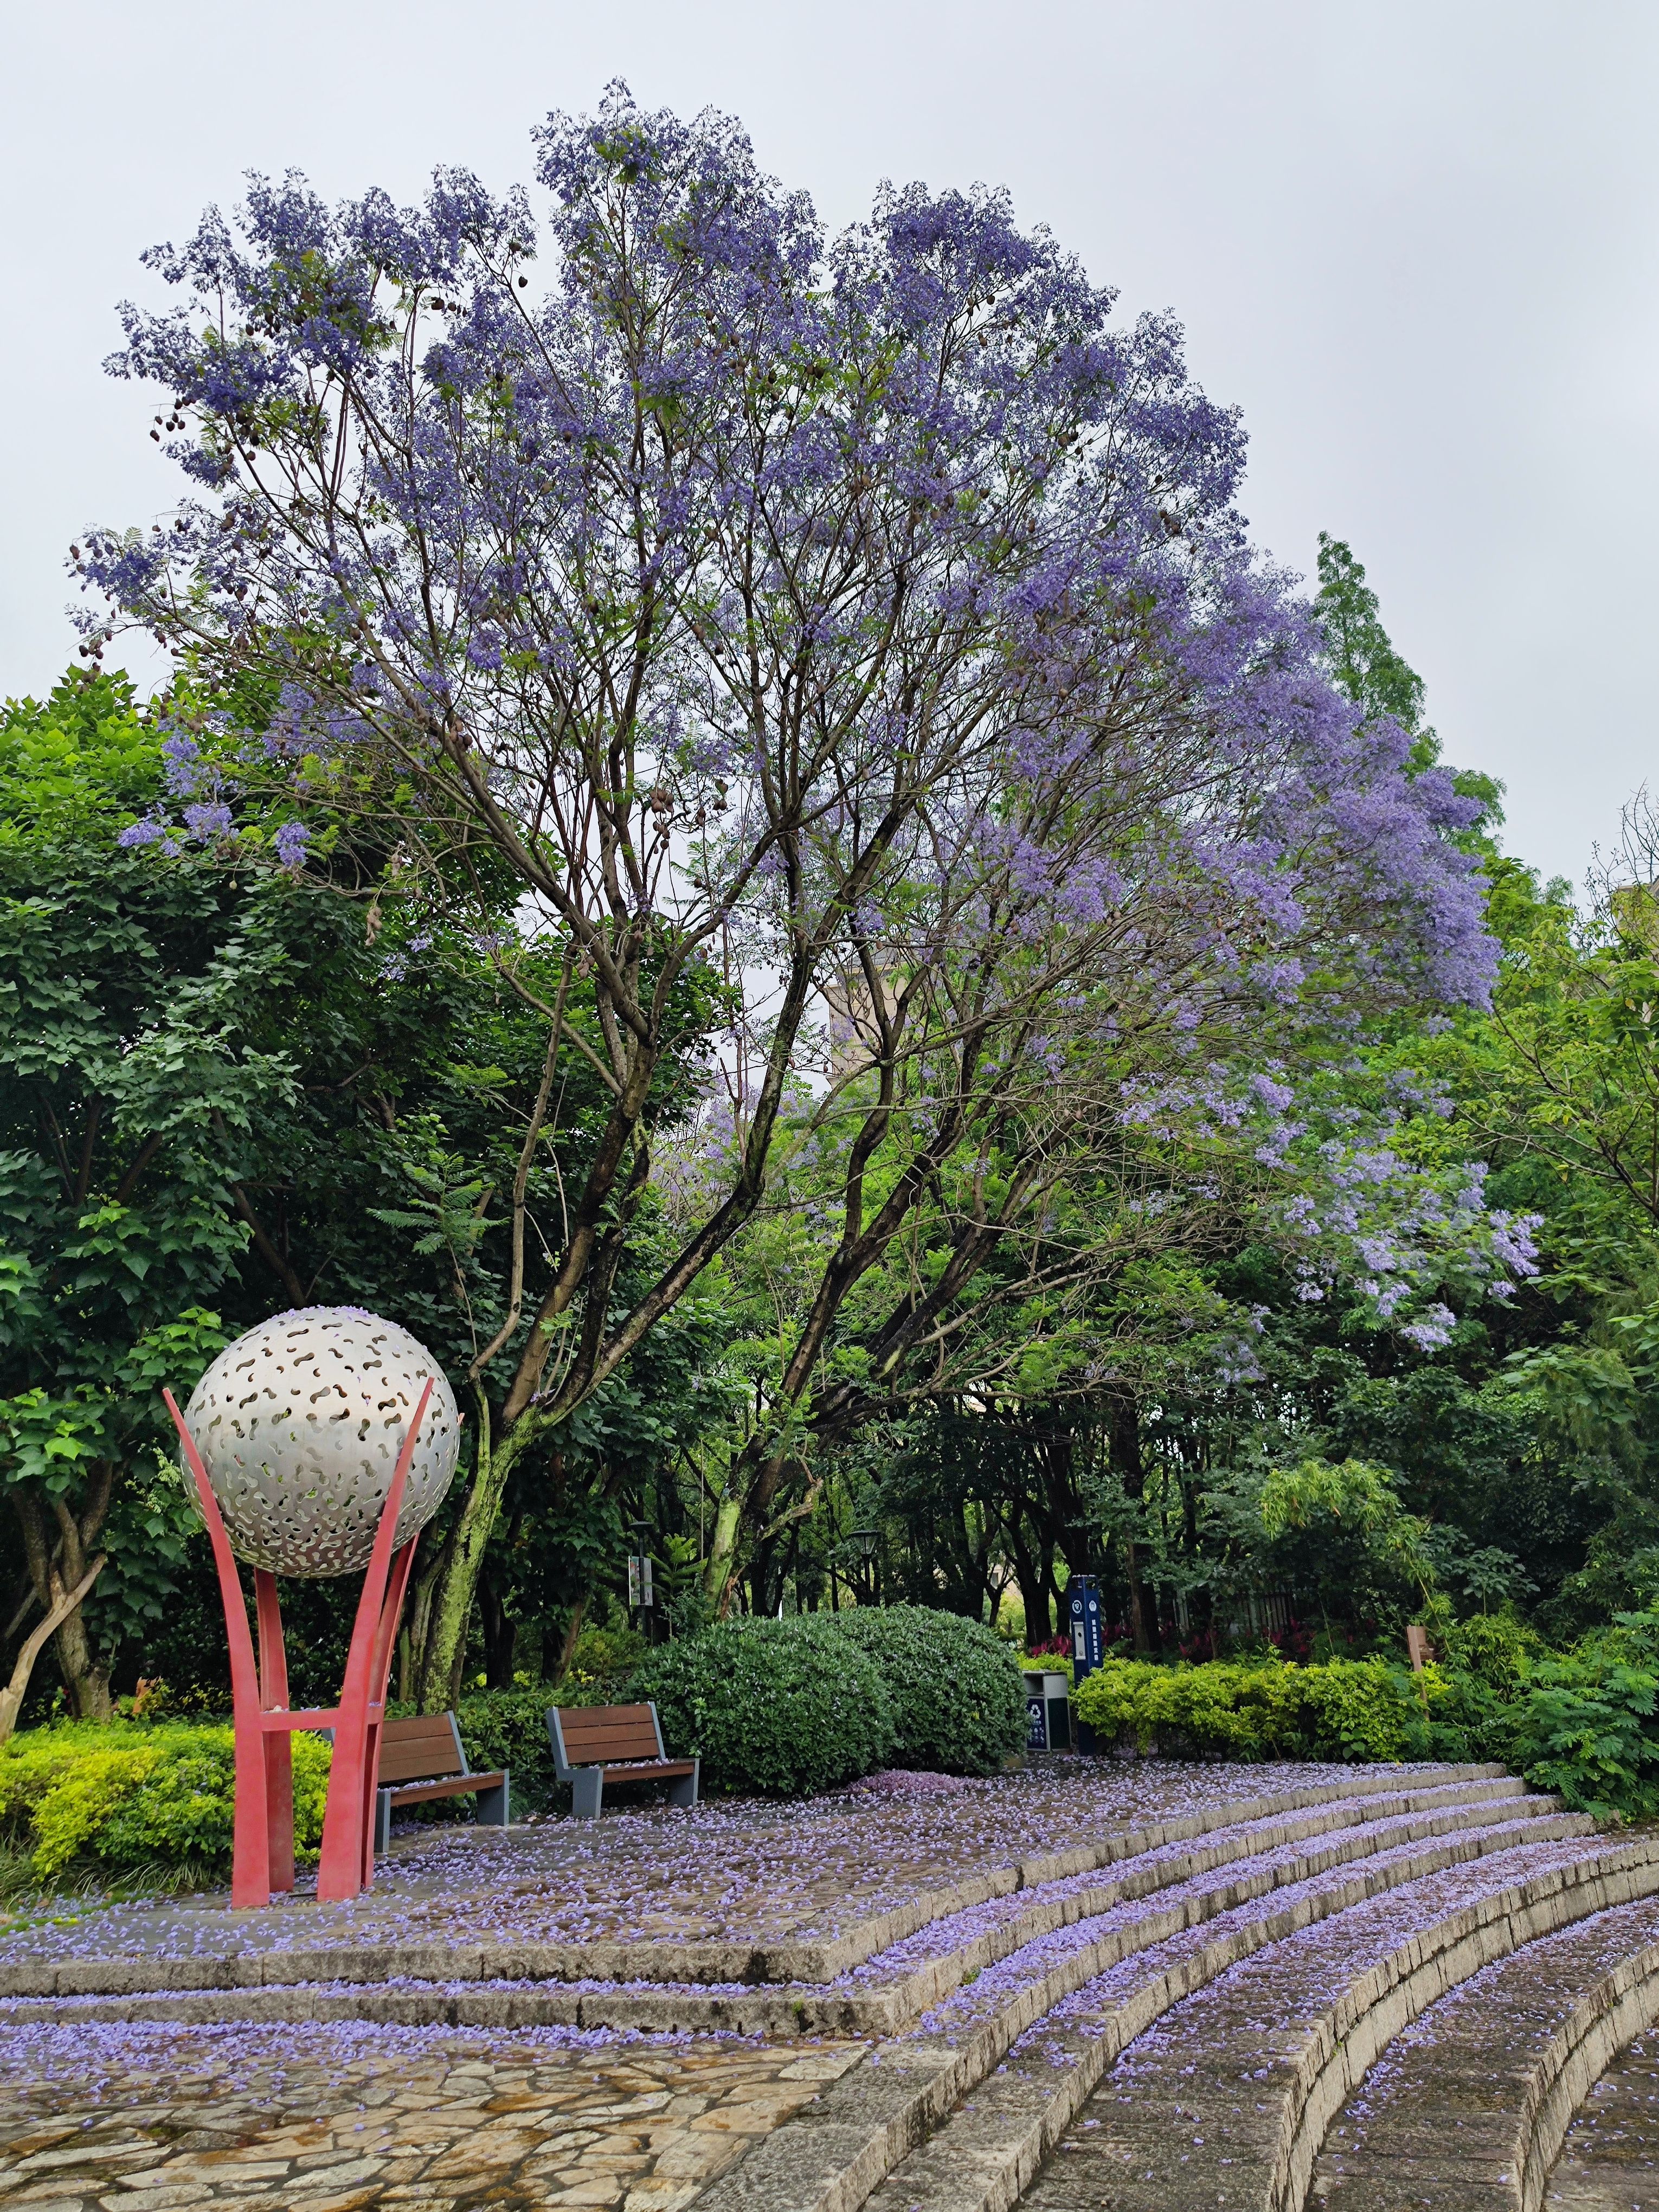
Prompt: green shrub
<box><xmin>1437</xmin><ymin>1610</ymin><xmax>1542</xmax><ymax>1694</ymax></box>
<box><xmin>1296</xmin><ymin>1657</ymin><xmax>1453</xmax><ymax>1761</ymax></box>
<box><xmin>1073</xmin><ymin>1657</ymin><xmax>1304</xmax><ymax>1758</ymax></box>
<box><xmin>1507</xmin><ymin>1609</ymin><xmax>1659</xmax><ymax>1819</ymax></box>
<box><xmin>0</xmin><ymin>1722</ymin><xmax>330</xmax><ymax>1889</ymax></box>
<box><xmin>555</xmin><ymin>1624</ymin><xmax>648</xmax><ymax>1706</ymax></box>
<box><xmin>1072</xmin><ymin>1655</ymin><xmax>1459</xmax><ymax>1763</ymax></box>
<box><xmin>833</xmin><ymin>1605</ymin><xmax>1036</xmax><ymax>1775</ymax></box>
<box><xmin>451</xmin><ymin>1686</ymin><xmax>560</xmax><ymax>1811</ymax></box>
<box><xmin>634</xmin><ymin>1616</ymin><xmax>896</xmax><ymax>1797</ymax></box>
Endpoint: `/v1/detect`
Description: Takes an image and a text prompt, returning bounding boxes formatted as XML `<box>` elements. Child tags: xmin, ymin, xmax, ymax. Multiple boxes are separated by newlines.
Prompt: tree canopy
<box><xmin>1</xmin><ymin>89</ymin><xmax>1628</xmax><ymax>1719</ymax></box>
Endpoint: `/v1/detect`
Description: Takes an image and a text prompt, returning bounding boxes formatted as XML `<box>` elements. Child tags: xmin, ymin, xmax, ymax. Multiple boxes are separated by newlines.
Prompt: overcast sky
<box><xmin>3</xmin><ymin>0</ymin><xmax>1652</xmax><ymax>890</ymax></box>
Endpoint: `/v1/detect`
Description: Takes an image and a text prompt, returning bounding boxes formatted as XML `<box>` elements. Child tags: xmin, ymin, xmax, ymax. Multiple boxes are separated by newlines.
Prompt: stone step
<box><xmin>1541</xmin><ymin>2024</ymin><xmax>1659</xmax><ymax>2209</ymax></box>
<box><xmin>0</xmin><ymin>1763</ymin><xmax>1507</xmax><ymax>2003</ymax></box>
<box><xmin>687</xmin><ymin>1792</ymin><xmax>1593</xmax><ymax>2212</ymax></box>
<box><xmin>1310</xmin><ymin>1892</ymin><xmax>1659</xmax><ymax>2211</ymax></box>
<box><xmin>0</xmin><ymin>1782</ymin><xmax>1562</xmax><ymax>2043</ymax></box>
<box><xmin>1015</xmin><ymin>1832</ymin><xmax>1659</xmax><ymax>2212</ymax></box>
<box><xmin>839</xmin><ymin>1776</ymin><xmax>1547</xmax><ymax>2026</ymax></box>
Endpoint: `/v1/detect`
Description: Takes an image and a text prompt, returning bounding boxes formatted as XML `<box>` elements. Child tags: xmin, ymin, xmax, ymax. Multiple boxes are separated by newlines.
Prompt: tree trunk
<box><xmin>417</xmin><ymin>1414</ymin><xmax>518</xmax><ymax>1712</ymax></box>
<box><xmin>1007</xmin><ymin>1522</ymin><xmax>1050</xmax><ymax>1649</ymax></box>
<box><xmin>551</xmin><ymin>1597</ymin><xmax>587</xmax><ymax>1684</ymax></box>
<box><xmin>1105</xmin><ymin>1396</ymin><xmax>1155</xmax><ymax>1657</ymax></box>
<box><xmin>702</xmin><ymin>1489</ymin><xmax>743</xmax><ymax>1616</ymax></box>
<box><xmin>12</xmin><ymin>1477</ymin><xmax>115</xmax><ymax>1720</ymax></box>
<box><xmin>0</xmin><ymin>1555</ymin><xmax>107</xmax><ymax>1744</ymax></box>
<box><xmin>478</xmin><ymin>1564</ymin><xmax>516</xmax><ymax>1690</ymax></box>
<box><xmin>54</xmin><ymin>1600</ymin><xmax>112</xmax><ymax>1720</ymax></box>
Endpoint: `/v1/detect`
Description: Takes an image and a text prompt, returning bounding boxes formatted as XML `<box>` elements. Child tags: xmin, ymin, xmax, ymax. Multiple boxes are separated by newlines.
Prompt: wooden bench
<box><xmin>547</xmin><ymin>1701</ymin><xmax>698</xmax><ymax>1818</ymax></box>
<box><xmin>372</xmin><ymin>1711</ymin><xmax>509</xmax><ymax>1854</ymax></box>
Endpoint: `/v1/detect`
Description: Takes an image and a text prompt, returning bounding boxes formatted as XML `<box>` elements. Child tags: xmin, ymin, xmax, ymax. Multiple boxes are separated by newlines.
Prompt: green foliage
<box><xmin>1296</xmin><ymin>1657</ymin><xmax>1450</xmax><ymax>1760</ymax></box>
<box><xmin>1437</xmin><ymin>1609</ymin><xmax>1542</xmax><ymax>1693</ymax></box>
<box><xmin>1072</xmin><ymin>1605</ymin><xmax>1659</xmax><ymax>1822</ymax></box>
<box><xmin>1073</xmin><ymin>1657</ymin><xmax>1306</xmax><ymax>1758</ymax></box>
<box><xmin>1257</xmin><ymin>1458</ymin><xmax>1435</xmax><ymax>1616</ymax></box>
<box><xmin>1507</xmin><ymin>1609</ymin><xmax>1659</xmax><ymax>1819</ymax></box>
<box><xmin>557</xmin><ymin>1624</ymin><xmax>647</xmax><ymax>1700</ymax></box>
<box><xmin>1072</xmin><ymin>1656</ymin><xmax>1454</xmax><ymax>1762</ymax></box>
<box><xmin>634</xmin><ymin>1616</ymin><xmax>896</xmax><ymax>1797</ymax></box>
<box><xmin>0</xmin><ymin>1721</ymin><xmax>329</xmax><ymax>1887</ymax></box>
<box><xmin>1314</xmin><ymin>531</ymin><xmax>1502</xmax><ymax>834</ymax></box>
<box><xmin>451</xmin><ymin>1686</ymin><xmax>560</xmax><ymax>1812</ymax></box>
<box><xmin>831</xmin><ymin>1604</ymin><xmax>1028</xmax><ymax>1776</ymax></box>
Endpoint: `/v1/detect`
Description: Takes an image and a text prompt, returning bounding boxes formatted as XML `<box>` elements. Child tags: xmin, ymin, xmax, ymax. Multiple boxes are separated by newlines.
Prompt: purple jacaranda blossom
<box><xmin>70</xmin><ymin>86</ymin><xmax>1529</xmax><ymax>1588</ymax></box>
<box><xmin>181</xmin><ymin>800</ymin><xmax>234</xmax><ymax>841</ymax></box>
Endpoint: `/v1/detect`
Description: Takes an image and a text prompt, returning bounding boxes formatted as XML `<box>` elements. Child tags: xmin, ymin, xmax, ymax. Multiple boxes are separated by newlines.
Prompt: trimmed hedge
<box><xmin>0</xmin><ymin>1722</ymin><xmax>331</xmax><ymax>1888</ymax></box>
<box><xmin>833</xmin><ymin>1605</ymin><xmax>1027</xmax><ymax>1775</ymax></box>
<box><xmin>634</xmin><ymin>1616</ymin><xmax>896</xmax><ymax>1796</ymax></box>
<box><xmin>1072</xmin><ymin>1656</ymin><xmax>1455</xmax><ymax>1763</ymax></box>
<box><xmin>451</xmin><ymin>1687</ymin><xmax>560</xmax><ymax>1812</ymax></box>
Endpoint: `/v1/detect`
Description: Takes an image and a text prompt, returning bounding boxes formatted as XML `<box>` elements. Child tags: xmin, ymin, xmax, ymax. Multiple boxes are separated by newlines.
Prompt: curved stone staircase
<box><xmin>10</xmin><ymin>1761</ymin><xmax>1659</xmax><ymax>2211</ymax></box>
<box><xmin>695</xmin><ymin>1765</ymin><xmax>1659</xmax><ymax>2212</ymax></box>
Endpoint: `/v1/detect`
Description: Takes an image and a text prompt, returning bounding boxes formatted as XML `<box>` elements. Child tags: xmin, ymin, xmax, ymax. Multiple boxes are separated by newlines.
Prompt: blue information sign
<box><xmin>1069</xmin><ymin>1574</ymin><xmax>1104</xmax><ymax>1683</ymax></box>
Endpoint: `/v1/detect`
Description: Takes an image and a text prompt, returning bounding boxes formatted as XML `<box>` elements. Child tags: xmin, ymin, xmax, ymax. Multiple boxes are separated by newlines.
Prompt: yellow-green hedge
<box><xmin>1072</xmin><ymin>1656</ymin><xmax>1452</xmax><ymax>1763</ymax></box>
<box><xmin>0</xmin><ymin>1724</ymin><xmax>331</xmax><ymax>1885</ymax></box>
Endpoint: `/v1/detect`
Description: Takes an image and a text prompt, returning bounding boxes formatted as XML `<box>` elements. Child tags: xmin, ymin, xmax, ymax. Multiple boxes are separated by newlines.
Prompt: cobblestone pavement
<box><xmin>1548</xmin><ymin>2033</ymin><xmax>1659</xmax><ymax>2210</ymax></box>
<box><xmin>0</xmin><ymin>2021</ymin><xmax>864</xmax><ymax>2210</ymax></box>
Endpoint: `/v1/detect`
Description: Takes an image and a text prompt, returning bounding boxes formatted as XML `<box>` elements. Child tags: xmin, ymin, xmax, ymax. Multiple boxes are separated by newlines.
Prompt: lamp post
<box><xmin>844</xmin><ymin>1525</ymin><xmax>879</xmax><ymax>1606</ymax></box>
<box><xmin>627</xmin><ymin>1519</ymin><xmax>655</xmax><ymax>1622</ymax></box>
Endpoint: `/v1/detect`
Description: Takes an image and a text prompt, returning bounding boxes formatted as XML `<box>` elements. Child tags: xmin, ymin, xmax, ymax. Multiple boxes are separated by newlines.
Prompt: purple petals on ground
<box><xmin>843</xmin><ymin>1770</ymin><xmax>973</xmax><ymax>1798</ymax></box>
<box><xmin>0</xmin><ymin>1760</ymin><xmax>1414</xmax><ymax>1970</ymax></box>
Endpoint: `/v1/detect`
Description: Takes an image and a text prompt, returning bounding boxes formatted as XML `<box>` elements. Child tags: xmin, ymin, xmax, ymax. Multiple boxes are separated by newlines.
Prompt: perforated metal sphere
<box><xmin>183</xmin><ymin>1308</ymin><xmax>461</xmax><ymax>1578</ymax></box>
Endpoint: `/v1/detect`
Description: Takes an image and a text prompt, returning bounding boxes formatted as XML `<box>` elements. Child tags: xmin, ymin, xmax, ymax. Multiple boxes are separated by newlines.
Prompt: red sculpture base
<box><xmin>163</xmin><ymin>1380</ymin><xmax>432</xmax><ymax>1908</ymax></box>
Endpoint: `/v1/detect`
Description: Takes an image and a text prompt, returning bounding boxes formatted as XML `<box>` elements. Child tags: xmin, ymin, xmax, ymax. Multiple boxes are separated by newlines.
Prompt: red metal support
<box><xmin>315</xmin><ymin>1379</ymin><xmax>431</xmax><ymax>1902</ymax></box>
<box><xmin>254</xmin><ymin>1570</ymin><xmax>294</xmax><ymax>1894</ymax></box>
<box><xmin>165</xmin><ymin>1388</ymin><xmax>272</xmax><ymax>1909</ymax></box>
<box><xmin>162</xmin><ymin>1381</ymin><xmax>432</xmax><ymax>1909</ymax></box>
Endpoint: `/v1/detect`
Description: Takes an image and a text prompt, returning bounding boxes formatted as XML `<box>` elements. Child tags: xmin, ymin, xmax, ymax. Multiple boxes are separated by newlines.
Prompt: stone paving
<box><xmin>1548</xmin><ymin>2033</ymin><xmax>1659</xmax><ymax>2210</ymax></box>
<box><xmin>1</xmin><ymin>1761</ymin><xmax>1628</xmax><ymax>2212</ymax></box>
<box><xmin>0</xmin><ymin>2021</ymin><xmax>864</xmax><ymax>2210</ymax></box>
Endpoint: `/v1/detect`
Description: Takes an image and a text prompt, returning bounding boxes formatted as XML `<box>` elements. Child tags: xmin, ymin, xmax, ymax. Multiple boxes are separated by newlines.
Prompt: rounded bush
<box><xmin>634</xmin><ymin>1616</ymin><xmax>895</xmax><ymax>1797</ymax></box>
<box><xmin>832</xmin><ymin>1604</ymin><xmax>1028</xmax><ymax>1776</ymax></box>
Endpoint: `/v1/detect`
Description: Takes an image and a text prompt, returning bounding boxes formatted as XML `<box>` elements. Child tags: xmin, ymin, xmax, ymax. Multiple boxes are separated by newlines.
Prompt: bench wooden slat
<box><xmin>557</xmin><ymin>1707</ymin><xmax>660</xmax><ymax>1756</ymax></box>
<box><xmin>557</xmin><ymin>1710</ymin><xmax>658</xmax><ymax>1739</ymax></box>
<box><xmin>384</xmin><ymin>1769</ymin><xmax>507</xmax><ymax>1808</ymax></box>
<box><xmin>599</xmin><ymin>1760</ymin><xmax>696</xmax><ymax>1781</ymax></box>
<box><xmin>558</xmin><ymin>1729</ymin><xmax>660</xmax><ymax>1764</ymax></box>
<box><xmin>377</xmin><ymin>1712</ymin><xmax>467</xmax><ymax>1785</ymax></box>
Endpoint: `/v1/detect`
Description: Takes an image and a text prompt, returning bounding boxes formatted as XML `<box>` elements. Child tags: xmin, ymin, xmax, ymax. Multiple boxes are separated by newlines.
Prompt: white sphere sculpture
<box><xmin>184</xmin><ymin>1308</ymin><xmax>461</xmax><ymax>1578</ymax></box>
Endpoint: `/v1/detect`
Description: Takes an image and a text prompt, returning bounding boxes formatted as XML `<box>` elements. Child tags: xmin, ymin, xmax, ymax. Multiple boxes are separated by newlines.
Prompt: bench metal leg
<box><xmin>666</xmin><ymin>1759</ymin><xmax>699</xmax><ymax>1810</ymax></box>
<box><xmin>374</xmin><ymin>1787</ymin><xmax>393</xmax><ymax>1857</ymax></box>
<box><xmin>474</xmin><ymin>1773</ymin><xmax>510</xmax><ymax>1828</ymax></box>
<box><xmin>571</xmin><ymin>1767</ymin><xmax>603</xmax><ymax>1819</ymax></box>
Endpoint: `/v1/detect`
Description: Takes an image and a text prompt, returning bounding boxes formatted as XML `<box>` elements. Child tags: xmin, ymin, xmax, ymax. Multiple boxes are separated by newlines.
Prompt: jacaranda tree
<box><xmin>80</xmin><ymin>86</ymin><xmax>1521</xmax><ymax>1692</ymax></box>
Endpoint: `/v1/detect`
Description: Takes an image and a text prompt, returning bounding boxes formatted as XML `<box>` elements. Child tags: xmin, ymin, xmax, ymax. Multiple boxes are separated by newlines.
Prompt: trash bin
<box><xmin>1023</xmin><ymin>1669</ymin><xmax>1072</xmax><ymax>1752</ymax></box>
